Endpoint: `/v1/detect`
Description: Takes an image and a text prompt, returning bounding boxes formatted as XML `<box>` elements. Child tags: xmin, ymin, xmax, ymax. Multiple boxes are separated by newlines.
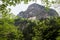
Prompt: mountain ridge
<box><xmin>17</xmin><ymin>3</ymin><xmax>59</xmax><ymax>20</ymax></box>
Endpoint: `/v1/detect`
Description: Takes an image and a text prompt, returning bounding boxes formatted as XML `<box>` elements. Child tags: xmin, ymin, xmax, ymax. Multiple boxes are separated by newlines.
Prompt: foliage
<box><xmin>0</xmin><ymin>2</ymin><xmax>23</xmax><ymax>40</ymax></box>
<box><xmin>15</xmin><ymin>17</ymin><xmax>60</xmax><ymax>40</ymax></box>
<box><xmin>0</xmin><ymin>0</ymin><xmax>60</xmax><ymax>40</ymax></box>
<box><xmin>0</xmin><ymin>13</ymin><xmax>23</xmax><ymax>40</ymax></box>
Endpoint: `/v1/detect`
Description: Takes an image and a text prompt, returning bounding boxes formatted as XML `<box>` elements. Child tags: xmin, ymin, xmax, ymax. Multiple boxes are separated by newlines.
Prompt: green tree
<box><xmin>0</xmin><ymin>0</ymin><xmax>24</xmax><ymax>40</ymax></box>
<box><xmin>15</xmin><ymin>17</ymin><xmax>60</xmax><ymax>40</ymax></box>
<box><xmin>0</xmin><ymin>0</ymin><xmax>60</xmax><ymax>40</ymax></box>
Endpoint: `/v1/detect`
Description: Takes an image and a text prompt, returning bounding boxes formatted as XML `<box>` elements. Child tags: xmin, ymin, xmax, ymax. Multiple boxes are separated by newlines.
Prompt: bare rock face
<box><xmin>17</xmin><ymin>3</ymin><xmax>59</xmax><ymax>20</ymax></box>
<box><xmin>15</xmin><ymin>3</ymin><xmax>59</xmax><ymax>30</ymax></box>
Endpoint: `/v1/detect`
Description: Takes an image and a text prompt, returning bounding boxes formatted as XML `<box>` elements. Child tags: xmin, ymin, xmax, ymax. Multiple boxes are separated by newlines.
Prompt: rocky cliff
<box><xmin>17</xmin><ymin>3</ymin><xmax>59</xmax><ymax>20</ymax></box>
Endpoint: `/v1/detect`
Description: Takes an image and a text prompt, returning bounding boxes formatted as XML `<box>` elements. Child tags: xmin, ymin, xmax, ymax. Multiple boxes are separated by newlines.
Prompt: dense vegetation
<box><xmin>0</xmin><ymin>16</ymin><xmax>23</xmax><ymax>40</ymax></box>
<box><xmin>0</xmin><ymin>12</ymin><xmax>60</xmax><ymax>40</ymax></box>
<box><xmin>15</xmin><ymin>17</ymin><xmax>60</xmax><ymax>40</ymax></box>
<box><xmin>0</xmin><ymin>0</ymin><xmax>60</xmax><ymax>40</ymax></box>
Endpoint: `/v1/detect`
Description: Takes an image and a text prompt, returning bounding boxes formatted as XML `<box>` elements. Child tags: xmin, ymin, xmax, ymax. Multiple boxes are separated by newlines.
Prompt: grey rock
<box><xmin>17</xmin><ymin>3</ymin><xmax>59</xmax><ymax>19</ymax></box>
<box><xmin>15</xmin><ymin>3</ymin><xmax>59</xmax><ymax>30</ymax></box>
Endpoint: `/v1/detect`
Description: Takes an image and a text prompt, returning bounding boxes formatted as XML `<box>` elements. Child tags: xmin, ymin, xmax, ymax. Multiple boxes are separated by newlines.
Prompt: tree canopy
<box><xmin>0</xmin><ymin>0</ymin><xmax>60</xmax><ymax>40</ymax></box>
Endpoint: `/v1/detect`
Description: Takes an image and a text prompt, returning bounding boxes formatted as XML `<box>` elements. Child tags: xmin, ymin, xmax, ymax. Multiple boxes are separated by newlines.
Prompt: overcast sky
<box><xmin>1</xmin><ymin>0</ymin><xmax>60</xmax><ymax>16</ymax></box>
<box><xmin>8</xmin><ymin>0</ymin><xmax>42</xmax><ymax>15</ymax></box>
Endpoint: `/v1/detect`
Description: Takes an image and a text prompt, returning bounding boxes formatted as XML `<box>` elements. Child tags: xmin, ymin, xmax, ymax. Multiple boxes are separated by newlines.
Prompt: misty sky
<box><xmin>8</xmin><ymin>0</ymin><xmax>42</xmax><ymax>15</ymax></box>
<box><xmin>1</xmin><ymin>0</ymin><xmax>59</xmax><ymax>16</ymax></box>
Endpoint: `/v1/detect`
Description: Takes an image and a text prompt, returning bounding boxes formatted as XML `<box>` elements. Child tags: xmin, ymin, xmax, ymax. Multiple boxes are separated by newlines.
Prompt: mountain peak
<box><xmin>17</xmin><ymin>3</ymin><xmax>59</xmax><ymax>20</ymax></box>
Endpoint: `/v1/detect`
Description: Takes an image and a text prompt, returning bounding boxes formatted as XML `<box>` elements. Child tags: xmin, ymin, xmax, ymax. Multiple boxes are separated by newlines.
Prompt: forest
<box><xmin>0</xmin><ymin>0</ymin><xmax>60</xmax><ymax>40</ymax></box>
